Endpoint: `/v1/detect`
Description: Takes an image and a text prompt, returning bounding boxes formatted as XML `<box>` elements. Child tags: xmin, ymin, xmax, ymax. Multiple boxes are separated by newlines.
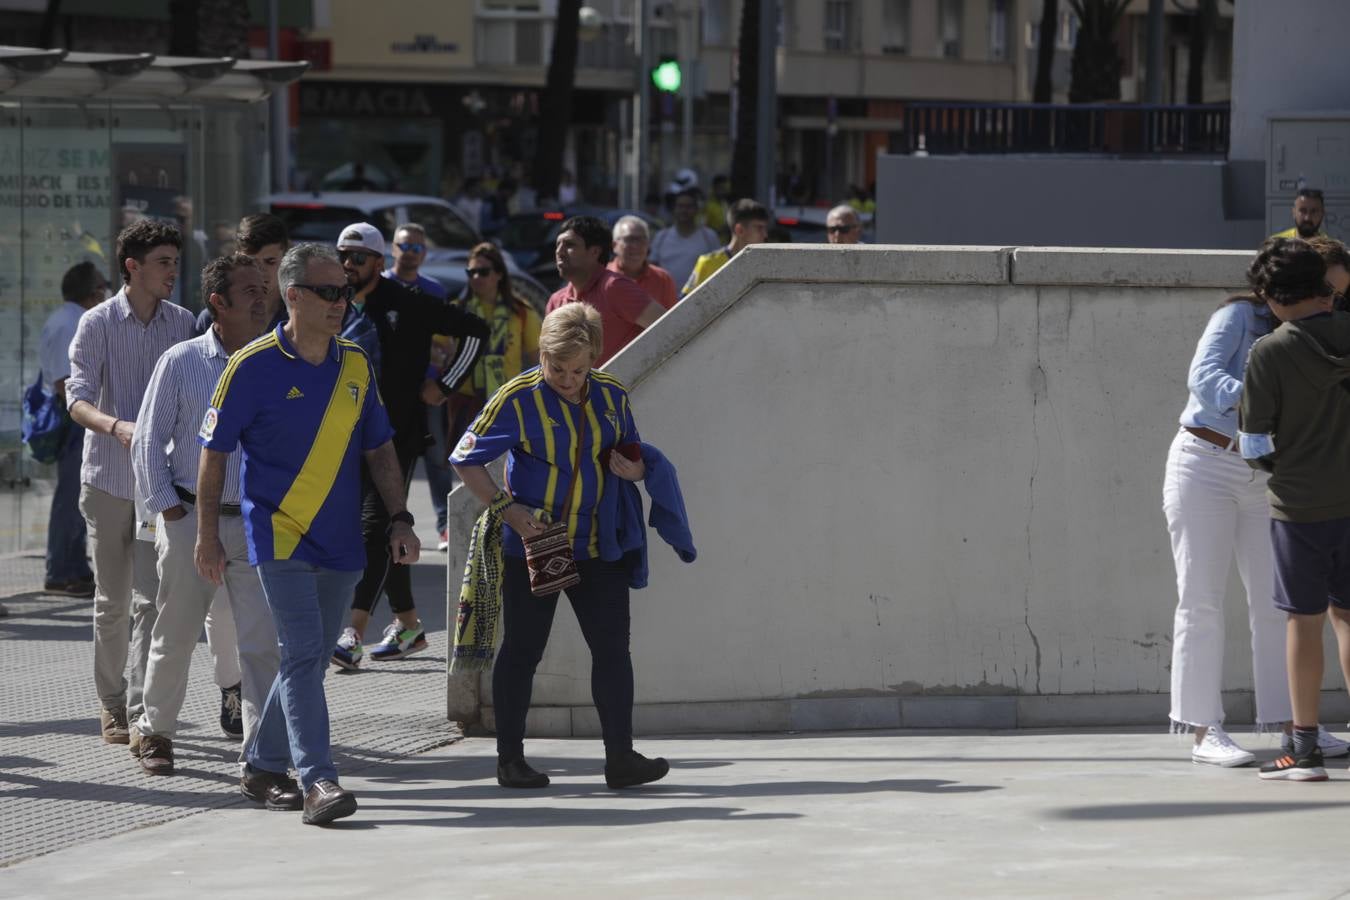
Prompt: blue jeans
<box><xmin>46</xmin><ymin>427</ymin><xmax>91</xmax><ymax>582</ymax></box>
<box><xmin>248</xmin><ymin>560</ymin><xmax>362</xmax><ymax>791</ymax></box>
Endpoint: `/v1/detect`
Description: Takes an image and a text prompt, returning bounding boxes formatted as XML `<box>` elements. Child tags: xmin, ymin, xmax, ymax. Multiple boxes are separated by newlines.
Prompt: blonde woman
<box><xmin>451</xmin><ymin>303</ymin><xmax>668</xmax><ymax>790</ymax></box>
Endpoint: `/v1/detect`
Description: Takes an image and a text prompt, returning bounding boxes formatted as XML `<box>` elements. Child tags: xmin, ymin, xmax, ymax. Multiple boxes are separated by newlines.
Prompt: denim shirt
<box><xmin>1178</xmin><ymin>300</ymin><xmax>1275</xmax><ymax>438</ymax></box>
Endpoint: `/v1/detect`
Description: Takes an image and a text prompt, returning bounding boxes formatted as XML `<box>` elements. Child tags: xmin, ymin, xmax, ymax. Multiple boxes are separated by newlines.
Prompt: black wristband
<box><xmin>389</xmin><ymin>510</ymin><xmax>415</xmax><ymax>528</ymax></box>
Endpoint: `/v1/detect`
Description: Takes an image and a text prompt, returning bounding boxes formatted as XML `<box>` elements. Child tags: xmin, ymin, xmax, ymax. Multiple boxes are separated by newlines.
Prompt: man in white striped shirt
<box><xmin>129</xmin><ymin>255</ymin><xmax>285</xmax><ymax>788</ymax></box>
<box><xmin>67</xmin><ymin>220</ymin><xmax>196</xmax><ymax>746</ymax></box>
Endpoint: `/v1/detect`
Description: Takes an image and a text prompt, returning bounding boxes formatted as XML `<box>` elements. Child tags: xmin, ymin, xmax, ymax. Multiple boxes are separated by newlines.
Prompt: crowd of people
<box><xmin>31</xmin><ymin>174</ymin><xmax>1339</xmax><ymax>834</ymax></box>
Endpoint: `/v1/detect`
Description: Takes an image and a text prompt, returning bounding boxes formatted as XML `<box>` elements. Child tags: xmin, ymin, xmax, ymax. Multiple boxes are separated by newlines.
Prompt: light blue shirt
<box><xmin>38</xmin><ymin>301</ymin><xmax>86</xmax><ymax>394</ymax></box>
<box><xmin>1178</xmin><ymin>300</ymin><xmax>1275</xmax><ymax>439</ymax></box>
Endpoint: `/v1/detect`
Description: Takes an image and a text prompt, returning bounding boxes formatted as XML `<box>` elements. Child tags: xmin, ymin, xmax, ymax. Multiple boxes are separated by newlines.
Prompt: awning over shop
<box><xmin>0</xmin><ymin>46</ymin><xmax>307</xmax><ymax>102</ymax></box>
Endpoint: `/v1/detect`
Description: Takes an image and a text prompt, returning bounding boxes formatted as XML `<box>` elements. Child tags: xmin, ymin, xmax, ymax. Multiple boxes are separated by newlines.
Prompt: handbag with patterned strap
<box><xmin>519</xmin><ymin>420</ymin><xmax>583</xmax><ymax>597</ymax></box>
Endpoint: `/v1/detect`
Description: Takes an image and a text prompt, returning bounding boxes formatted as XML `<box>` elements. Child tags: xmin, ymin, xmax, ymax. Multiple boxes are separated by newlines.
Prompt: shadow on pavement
<box><xmin>1049</xmin><ymin>800</ymin><xmax>1349</xmax><ymax>820</ymax></box>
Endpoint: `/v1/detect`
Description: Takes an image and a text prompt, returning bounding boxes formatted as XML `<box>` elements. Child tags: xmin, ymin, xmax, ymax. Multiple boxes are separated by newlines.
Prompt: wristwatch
<box><xmin>389</xmin><ymin>510</ymin><xmax>415</xmax><ymax>528</ymax></box>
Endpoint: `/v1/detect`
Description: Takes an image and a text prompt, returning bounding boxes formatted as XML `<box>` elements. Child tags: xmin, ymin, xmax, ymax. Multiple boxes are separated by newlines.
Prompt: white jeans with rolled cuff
<box><xmin>1163</xmin><ymin>429</ymin><xmax>1291</xmax><ymax>730</ymax></box>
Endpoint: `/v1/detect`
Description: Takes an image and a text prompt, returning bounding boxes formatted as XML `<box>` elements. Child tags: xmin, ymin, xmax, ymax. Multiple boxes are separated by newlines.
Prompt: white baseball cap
<box><xmin>666</xmin><ymin>168</ymin><xmax>698</xmax><ymax>195</ymax></box>
<box><xmin>337</xmin><ymin>222</ymin><xmax>386</xmax><ymax>257</ymax></box>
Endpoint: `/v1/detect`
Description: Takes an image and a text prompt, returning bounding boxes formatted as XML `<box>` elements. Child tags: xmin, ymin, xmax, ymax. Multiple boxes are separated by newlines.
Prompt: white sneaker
<box><xmin>1281</xmin><ymin>726</ymin><xmax>1350</xmax><ymax>759</ymax></box>
<box><xmin>1191</xmin><ymin>725</ymin><xmax>1256</xmax><ymax>767</ymax></box>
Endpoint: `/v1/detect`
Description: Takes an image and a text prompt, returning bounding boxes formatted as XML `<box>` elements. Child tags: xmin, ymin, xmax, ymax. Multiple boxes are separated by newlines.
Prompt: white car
<box><xmin>267</xmin><ymin>192</ymin><xmax>548</xmax><ymax>311</ymax></box>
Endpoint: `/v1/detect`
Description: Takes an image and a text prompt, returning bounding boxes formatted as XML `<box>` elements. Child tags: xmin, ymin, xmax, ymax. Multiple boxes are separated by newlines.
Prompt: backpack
<box><xmin>21</xmin><ymin>370</ymin><xmax>71</xmax><ymax>465</ymax></box>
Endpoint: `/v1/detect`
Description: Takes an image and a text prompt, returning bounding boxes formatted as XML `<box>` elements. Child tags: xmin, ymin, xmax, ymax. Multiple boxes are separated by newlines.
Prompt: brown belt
<box><xmin>1184</xmin><ymin>425</ymin><xmax>1238</xmax><ymax>453</ymax></box>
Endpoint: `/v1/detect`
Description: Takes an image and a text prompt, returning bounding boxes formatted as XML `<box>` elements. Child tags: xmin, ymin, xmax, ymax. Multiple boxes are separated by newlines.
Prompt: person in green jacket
<box><xmin>1239</xmin><ymin>237</ymin><xmax>1350</xmax><ymax>782</ymax></box>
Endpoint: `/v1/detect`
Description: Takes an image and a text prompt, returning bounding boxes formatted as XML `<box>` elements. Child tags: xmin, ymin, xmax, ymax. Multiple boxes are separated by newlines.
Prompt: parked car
<box><xmin>497</xmin><ymin>205</ymin><xmax>667</xmax><ymax>290</ymax></box>
<box><xmin>266</xmin><ymin>192</ymin><xmax>548</xmax><ymax>313</ymax></box>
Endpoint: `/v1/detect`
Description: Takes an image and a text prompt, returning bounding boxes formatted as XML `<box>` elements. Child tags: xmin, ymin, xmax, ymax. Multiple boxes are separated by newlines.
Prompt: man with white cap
<box><xmin>332</xmin><ymin>223</ymin><xmax>488</xmax><ymax>670</ymax></box>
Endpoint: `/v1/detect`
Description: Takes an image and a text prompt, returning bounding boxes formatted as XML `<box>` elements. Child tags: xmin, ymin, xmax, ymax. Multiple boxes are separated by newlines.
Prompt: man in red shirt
<box><xmin>608</xmin><ymin>215</ymin><xmax>678</xmax><ymax>312</ymax></box>
<box><xmin>546</xmin><ymin>215</ymin><xmax>666</xmax><ymax>365</ymax></box>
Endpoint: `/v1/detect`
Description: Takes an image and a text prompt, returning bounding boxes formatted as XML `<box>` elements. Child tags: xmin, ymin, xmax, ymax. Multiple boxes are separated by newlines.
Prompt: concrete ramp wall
<box><xmin>446</xmin><ymin>244</ymin><xmax>1344</xmax><ymax>733</ymax></box>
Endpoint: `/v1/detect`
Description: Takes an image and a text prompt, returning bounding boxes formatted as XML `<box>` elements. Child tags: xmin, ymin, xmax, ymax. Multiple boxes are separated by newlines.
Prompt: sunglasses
<box><xmin>338</xmin><ymin>249</ymin><xmax>378</xmax><ymax>266</ymax></box>
<box><xmin>465</xmin><ymin>266</ymin><xmax>496</xmax><ymax>278</ymax></box>
<box><xmin>296</xmin><ymin>283</ymin><xmax>355</xmax><ymax>304</ymax></box>
<box><xmin>825</xmin><ymin>224</ymin><xmax>858</xmax><ymax>234</ymax></box>
<box><xmin>396</xmin><ymin>242</ymin><xmax>426</xmax><ymax>254</ymax></box>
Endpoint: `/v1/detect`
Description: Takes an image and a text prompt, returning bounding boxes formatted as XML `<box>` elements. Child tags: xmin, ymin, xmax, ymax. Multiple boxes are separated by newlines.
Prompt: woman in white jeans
<box><xmin>1165</xmin><ymin>293</ymin><xmax>1349</xmax><ymax>765</ymax></box>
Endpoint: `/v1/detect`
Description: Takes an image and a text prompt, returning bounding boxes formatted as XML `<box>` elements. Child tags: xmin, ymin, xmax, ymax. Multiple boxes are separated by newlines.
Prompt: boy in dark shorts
<box><xmin>1239</xmin><ymin>238</ymin><xmax>1350</xmax><ymax>782</ymax></box>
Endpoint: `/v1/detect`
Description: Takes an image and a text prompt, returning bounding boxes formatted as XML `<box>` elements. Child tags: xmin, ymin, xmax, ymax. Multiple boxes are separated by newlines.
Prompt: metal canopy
<box><xmin>0</xmin><ymin>45</ymin><xmax>307</xmax><ymax>102</ymax></box>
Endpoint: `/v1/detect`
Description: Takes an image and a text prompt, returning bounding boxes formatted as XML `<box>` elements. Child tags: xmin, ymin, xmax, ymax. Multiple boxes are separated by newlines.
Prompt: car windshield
<box><xmin>271</xmin><ymin>204</ymin><xmax>398</xmax><ymax>244</ymax></box>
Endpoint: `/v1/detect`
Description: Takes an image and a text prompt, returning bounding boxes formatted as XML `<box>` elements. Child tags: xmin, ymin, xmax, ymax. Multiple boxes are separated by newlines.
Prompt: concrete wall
<box><xmin>1230</xmin><ymin>0</ymin><xmax>1350</xmax><ymax>163</ymax></box>
<box><xmin>875</xmin><ymin>155</ymin><xmax>1266</xmax><ymax>250</ymax></box>
<box><xmin>446</xmin><ymin>243</ymin><xmax>1350</xmax><ymax>735</ymax></box>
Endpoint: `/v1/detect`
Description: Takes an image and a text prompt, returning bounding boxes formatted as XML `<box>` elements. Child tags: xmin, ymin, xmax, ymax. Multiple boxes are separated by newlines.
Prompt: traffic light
<box><xmin>651</xmin><ymin>57</ymin><xmax>682</xmax><ymax>93</ymax></box>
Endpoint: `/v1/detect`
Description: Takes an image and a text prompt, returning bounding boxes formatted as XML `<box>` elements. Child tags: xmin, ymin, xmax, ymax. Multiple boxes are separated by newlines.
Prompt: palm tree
<box><xmin>729</xmin><ymin>0</ymin><xmax>761</xmax><ymax>201</ymax></box>
<box><xmin>534</xmin><ymin>0</ymin><xmax>582</xmax><ymax>203</ymax></box>
<box><xmin>1066</xmin><ymin>0</ymin><xmax>1130</xmax><ymax>103</ymax></box>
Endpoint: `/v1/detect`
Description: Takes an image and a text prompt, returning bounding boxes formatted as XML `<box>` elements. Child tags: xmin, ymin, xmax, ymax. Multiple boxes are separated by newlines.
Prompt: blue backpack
<box><xmin>21</xmin><ymin>370</ymin><xmax>71</xmax><ymax>465</ymax></box>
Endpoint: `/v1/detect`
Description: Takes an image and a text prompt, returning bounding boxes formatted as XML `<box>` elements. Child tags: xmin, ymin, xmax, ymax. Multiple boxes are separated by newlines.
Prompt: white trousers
<box><xmin>204</xmin><ymin>592</ymin><xmax>242</xmax><ymax>689</ymax></box>
<box><xmin>136</xmin><ymin>506</ymin><xmax>278</xmax><ymax>752</ymax></box>
<box><xmin>1163</xmin><ymin>430</ymin><xmax>1291</xmax><ymax>728</ymax></box>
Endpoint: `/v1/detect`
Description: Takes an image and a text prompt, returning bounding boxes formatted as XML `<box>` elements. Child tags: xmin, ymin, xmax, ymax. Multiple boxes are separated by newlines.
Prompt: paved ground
<box><xmin>7</xmin><ymin>728</ymin><xmax>1350</xmax><ymax>898</ymax></box>
<box><xmin>0</xmin><ymin>477</ymin><xmax>456</xmax><ymax>867</ymax></box>
<box><xmin>8</xmin><ymin>478</ymin><xmax>1350</xmax><ymax>897</ymax></box>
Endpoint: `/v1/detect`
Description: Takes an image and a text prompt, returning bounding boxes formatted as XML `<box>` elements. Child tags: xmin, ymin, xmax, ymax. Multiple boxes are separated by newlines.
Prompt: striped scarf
<box><xmin>450</xmin><ymin>491</ymin><xmax>515</xmax><ymax>672</ymax></box>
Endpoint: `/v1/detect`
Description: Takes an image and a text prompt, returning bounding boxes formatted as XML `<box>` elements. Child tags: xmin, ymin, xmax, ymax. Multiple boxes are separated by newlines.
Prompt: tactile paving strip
<box><xmin>0</xmin><ymin>552</ymin><xmax>460</xmax><ymax>866</ymax></box>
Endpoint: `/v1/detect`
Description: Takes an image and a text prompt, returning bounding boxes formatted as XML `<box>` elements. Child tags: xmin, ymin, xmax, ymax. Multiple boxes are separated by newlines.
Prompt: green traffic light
<box><xmin>652</xmin><ymin>59</ymin><xmax>682</xmax><ymax>93</ymax></box>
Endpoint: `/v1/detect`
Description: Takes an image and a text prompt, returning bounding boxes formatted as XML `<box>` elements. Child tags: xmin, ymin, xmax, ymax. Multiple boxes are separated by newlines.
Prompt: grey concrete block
<box><xmin>789</xmin><ymin>697</ymin><xmax>901</xmax><ymax>731</ymax></box>
<box><xmin>902</xmin><ymin>696</ymin><xmax>1017</xmax><ymax>728</ymax></box>
<box><xmin>1012</xmin><ymin>247</ymin><xmax>1249</xmax><ymax>288</ymax></box>
<box><xmin>1015</xmin><ymin>693</ymin><xmax>1169</xmax><ymax>728</ymax></box>
<box><xmin>481</xmin><ymin>706</ymin><xmax>573</xmax><ymax>738</ymax></box>
<box><xmin>633</xmin><ymin>700</ymin><xmax>792</xmax><ymax>735</ymax></box>
<box><xmin>445</xmin><ymin>670</ymin><xmax>481</xmax><ymax>724</ymax></box>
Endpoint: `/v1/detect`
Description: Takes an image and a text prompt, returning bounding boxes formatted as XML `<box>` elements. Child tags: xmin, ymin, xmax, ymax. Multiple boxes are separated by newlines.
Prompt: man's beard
<box><xmin>347</xmin><ymin>268</ymin><xmax>378</xmax><ymax>291</ymax></box>
<box><xmin>1298</xmin><ymin>222</ymin><xmax>1321</xmax><ymax>238</ymax></box>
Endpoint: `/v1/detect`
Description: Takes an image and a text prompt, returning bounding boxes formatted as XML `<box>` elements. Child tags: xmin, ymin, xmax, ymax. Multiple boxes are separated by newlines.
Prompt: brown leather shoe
<box><xmin>241</xmin><ymin>764</ymin><xmax>303</xmax><ymax>811</ymax></box>
<box><xmin>302</xmin><ymin>779</ymin><xmax>357</xmax><ymax>826</ymax></box>
<box><xmin>100</xmin><ymin>706</ymin><xmax>130</xmax><ymax>745</ymax></box>
<box><xmin>137</xmin><ymin>734</ymin><xmax>174</xmax><ymax>775</ymax></box>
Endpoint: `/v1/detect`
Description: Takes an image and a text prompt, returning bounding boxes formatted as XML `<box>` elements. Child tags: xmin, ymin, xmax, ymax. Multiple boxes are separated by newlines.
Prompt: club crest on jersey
<box><xmin>386</xmin><ymin>310</ymin><xmax>399</xmax><ymax>328</ymax></box>
<box><xmin>347</xmin><ymin>381</ymin><xmax>360</xmax><ymax>404</ymax></box>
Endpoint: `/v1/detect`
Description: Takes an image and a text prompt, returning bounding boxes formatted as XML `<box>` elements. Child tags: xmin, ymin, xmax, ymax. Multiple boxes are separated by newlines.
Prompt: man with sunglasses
<box><xmin>333</xmin><ymin>223</ymin><xmax>488</xmax><ymax>670</ymax></box>
<box><xmin>383</xmin><ymin>223</ymin><xmax>447</xmax><ymax>300</ymax></box>
<box><xmin>197</xmin><ymin>243</ymin><xmax>417</xmax><ymax>824</ymax></box>
<box><xmin>825</xmin><ymin>205</ymin><xmax>864</xmax><ymax>245</ymax></box>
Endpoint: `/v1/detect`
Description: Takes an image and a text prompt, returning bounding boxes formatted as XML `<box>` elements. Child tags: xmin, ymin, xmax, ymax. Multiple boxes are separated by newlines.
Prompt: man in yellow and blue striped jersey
<box><xmin>194</xmin><ymin>243</ymin><xmax>419</xmax><ymax>827</ymax></box>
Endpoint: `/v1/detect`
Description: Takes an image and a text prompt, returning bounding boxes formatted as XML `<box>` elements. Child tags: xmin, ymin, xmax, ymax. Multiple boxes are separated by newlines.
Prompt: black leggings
<box><xmin>493</xmin><ymin>555</ymin><xmax>634</xmax><ymax>761</ymax></box>
<box><xmin>351</xmin><ymin>444</ymin><xmax>418</xmax><ymax>615</ymax></box>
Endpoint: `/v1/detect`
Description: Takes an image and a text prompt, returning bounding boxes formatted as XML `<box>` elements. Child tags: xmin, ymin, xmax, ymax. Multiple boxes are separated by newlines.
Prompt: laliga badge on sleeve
<box><xmin>199</xmin><ymin>407</ymin><xmax>218</xmax><ymax>442</ymax></box>
<box><xmin>453</xmin><ymin>431</ymin><xmax>477</xmax><ymax>459</ymax></box>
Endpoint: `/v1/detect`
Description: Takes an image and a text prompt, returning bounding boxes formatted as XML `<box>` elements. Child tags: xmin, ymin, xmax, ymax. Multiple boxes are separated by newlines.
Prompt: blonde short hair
<box><xmin>539</xmin><ymin>302</ymin><xmax>603</xmax><ymax>361</ymax></box>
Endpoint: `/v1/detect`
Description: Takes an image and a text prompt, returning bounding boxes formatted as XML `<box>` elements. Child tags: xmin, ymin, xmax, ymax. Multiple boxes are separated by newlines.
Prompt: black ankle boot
<box><xmin>604</xmin><ymin>750</ymin><xmax>669</xmax><ymax>789</ymax></box>
<box><xmin>497</xmin><ymin>757</ymin><xmax>550</xmax><ymax>788</ymax></box>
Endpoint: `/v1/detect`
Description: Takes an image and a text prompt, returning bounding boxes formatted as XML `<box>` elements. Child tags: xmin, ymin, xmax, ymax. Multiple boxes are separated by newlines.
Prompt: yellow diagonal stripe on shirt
<box><xmin>271</xmin><ymin>350</ymin><xmax>369</xmax><ymax>559</ymax></box>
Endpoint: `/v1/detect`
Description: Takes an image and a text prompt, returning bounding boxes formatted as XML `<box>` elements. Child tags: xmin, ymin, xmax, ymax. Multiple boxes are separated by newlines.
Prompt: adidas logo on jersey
<box><xmin>286</xmin><ymin>386</ymin><xmax>303</xmax><ymax>399</ymax></box>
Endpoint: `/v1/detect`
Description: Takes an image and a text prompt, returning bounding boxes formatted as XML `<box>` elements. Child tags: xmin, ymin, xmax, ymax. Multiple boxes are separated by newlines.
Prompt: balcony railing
<box><xmin>902</xmin><ymin>102</ymin><xmax>1230</xmax><ymax>156</ymax></box>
